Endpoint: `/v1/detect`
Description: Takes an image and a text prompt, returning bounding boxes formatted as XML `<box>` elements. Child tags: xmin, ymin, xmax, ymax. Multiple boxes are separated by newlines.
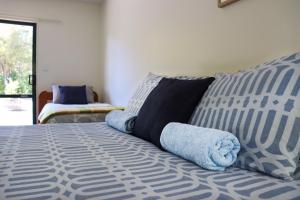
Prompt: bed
<box><xmin>0</xmin><ymin>123</ymin><xmax>299</xmax><ymax>200</ymax></box>
<box><xmin>38</xmin><ymin>91</ymin><xmax>123</xmax><ymax>124</ymax></box>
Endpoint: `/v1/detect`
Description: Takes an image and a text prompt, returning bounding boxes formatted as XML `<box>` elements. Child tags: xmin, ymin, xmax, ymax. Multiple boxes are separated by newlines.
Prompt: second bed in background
<box><xmin>38</xmin><ymin>87</ymin><xmax>123</xmax><ymax>124</ymax></box>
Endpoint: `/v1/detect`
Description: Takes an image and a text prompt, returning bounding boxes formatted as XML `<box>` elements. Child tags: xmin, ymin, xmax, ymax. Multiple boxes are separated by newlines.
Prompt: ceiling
<box><xmin>70</xmin><ymin>0</ymin><xmax>103</xmax><ymax>4</ymax></box>
<box><xmin>81</xmin><ymin>0</ymin><xmax>103</xmax><ymax>3</ymax></box>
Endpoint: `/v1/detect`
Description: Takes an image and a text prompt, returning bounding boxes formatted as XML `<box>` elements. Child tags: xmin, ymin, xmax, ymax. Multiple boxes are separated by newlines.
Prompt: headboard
<box><xmin>38</xmin><ymin>91</ymin><xmax>99</xmax><ymax>115</ymax></box>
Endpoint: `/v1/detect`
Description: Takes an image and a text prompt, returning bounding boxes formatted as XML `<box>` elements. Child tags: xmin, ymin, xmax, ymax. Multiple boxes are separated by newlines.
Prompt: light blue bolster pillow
<box><xmin>160</xmin><ymin>123</ymin><xmax>240</xmax><ymax>171</ymax></box>
<box><xmin>105</xmin><ymin>110</ymin><xmax>137</xmax><ymax>133</ymax></box>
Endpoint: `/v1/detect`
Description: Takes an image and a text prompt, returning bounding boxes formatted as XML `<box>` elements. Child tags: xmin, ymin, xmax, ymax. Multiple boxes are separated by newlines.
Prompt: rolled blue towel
<box><xmin>160</xmin><ymin>123</ymin><xmax>240</xmax><ymax>171</ymax></box>
<box><xmin>105</xmin><ymin>110</ymin><xmax>137</xmax><ymax>133</ymax></box>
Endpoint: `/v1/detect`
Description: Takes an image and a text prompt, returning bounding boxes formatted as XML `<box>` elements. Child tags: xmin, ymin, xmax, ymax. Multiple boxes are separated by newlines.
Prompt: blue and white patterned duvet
<box><xmin>0</xmin><ymin>123</ymin><xmax>299</xmax><ymax>200</ymax></box>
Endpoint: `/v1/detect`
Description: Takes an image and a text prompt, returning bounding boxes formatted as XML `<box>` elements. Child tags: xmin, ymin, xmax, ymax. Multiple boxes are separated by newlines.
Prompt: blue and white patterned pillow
<box><xmin>126</xmin><ymin>73</ymin><xmax>163</xmax><ymax>115</ymax></box>
<box><xmin>126</xmin><ymin>73</ymin><xmax>207</xmax><ymax>115</ymax></box>
<box><xmin>190</xmin><ymin>53</ymin><xmax>300</xmax><ymax>180</ymax></box>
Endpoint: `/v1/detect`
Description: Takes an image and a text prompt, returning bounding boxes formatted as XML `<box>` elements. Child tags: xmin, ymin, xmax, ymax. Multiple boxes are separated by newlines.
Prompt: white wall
<box><xmin>1</xmin><ymin>0</ymin><xmax>300</xmax><ymax>107</ymax></box>
<box><xmin>103</xmin><ymin>0</ymin><xmax>300</xmax><ymax>106</ymax></box>
<box><xmin>0</xmin><ymin>0</ymin><xmax>104</xmax><ymax>101</ymax></box>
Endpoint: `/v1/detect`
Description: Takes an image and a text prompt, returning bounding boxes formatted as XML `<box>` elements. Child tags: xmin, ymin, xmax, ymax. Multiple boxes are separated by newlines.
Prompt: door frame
<box><xmin>0</xmin><ymin>19</ymin><xmax>37</xmax><ymax>124</ymax></box>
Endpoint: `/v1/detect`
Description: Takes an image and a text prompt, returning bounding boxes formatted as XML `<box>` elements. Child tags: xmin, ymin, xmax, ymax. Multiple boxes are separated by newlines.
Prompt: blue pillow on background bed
<box><xmin>189</xmin><ymin>52</ymin><xmax>300</xmax><ymax>180</ymax></box>
<box><xmin>52</xmin><ymin>85</ymin><xmax>95</xmax><ymax>103</ymax></box>
<box><xmin>59</xmin><ymin>85</ymin><xmax>88</xmax><ymax>104</ymax></box>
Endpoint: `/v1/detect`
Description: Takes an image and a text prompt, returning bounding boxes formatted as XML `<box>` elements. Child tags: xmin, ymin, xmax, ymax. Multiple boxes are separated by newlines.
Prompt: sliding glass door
<box><xmin>0</xmin><ymin>19</ymin><xmax>36</xmax><ymax>125</ymax></box>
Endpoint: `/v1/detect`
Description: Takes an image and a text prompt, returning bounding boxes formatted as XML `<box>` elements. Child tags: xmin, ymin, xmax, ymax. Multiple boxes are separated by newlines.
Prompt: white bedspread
<box><xmin>38</xmin><ymin>103</ymin><xmax>121</xmax><ymax>123</ymax></box>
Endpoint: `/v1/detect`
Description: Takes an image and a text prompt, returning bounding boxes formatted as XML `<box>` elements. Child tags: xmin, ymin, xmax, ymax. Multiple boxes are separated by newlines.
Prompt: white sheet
<box><xmin>38</xmin><ymin>103</ymin><xmax>114</xmax><ymax>122</ymax></box>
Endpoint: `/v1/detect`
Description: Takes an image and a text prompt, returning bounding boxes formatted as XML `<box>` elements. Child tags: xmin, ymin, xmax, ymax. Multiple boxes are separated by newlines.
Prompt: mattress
<box><xmin>0</xmin><ymin>123</ymin><xmax>299</xmax><ymax>200</ymax></box>
<box><xmin>38</xmin><ymin>103</ymin><xmax>124</xmax><ymax>124</ymax></box>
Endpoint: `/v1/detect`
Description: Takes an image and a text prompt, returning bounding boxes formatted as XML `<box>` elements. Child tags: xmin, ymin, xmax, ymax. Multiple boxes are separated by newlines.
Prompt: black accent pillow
<box><xmin>132</xmin><ymin>77</ymin><xmax>215</xmax><ymax>149</ymax></box>
<box><xmin>59</xmin><ymin>85</ymin><xmax>88</xmax><ymax>104</ymax></box>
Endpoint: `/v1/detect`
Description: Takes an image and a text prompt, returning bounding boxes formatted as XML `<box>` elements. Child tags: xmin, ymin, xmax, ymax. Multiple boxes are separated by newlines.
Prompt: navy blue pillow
<box><xmin>133</xmin><ymin>77</ymin><xmax>215</xmax><ymax>149</ymax></box>
<box><xmin>59</xmin><ymin>85</ymin><xmax>88</xmax><ymax>104</ymax></box>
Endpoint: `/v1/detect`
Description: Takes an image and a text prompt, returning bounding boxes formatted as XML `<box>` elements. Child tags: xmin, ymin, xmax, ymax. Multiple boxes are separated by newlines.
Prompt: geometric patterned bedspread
<box><xmin>45</xmin><ymin>113</ymin><xmax>107</xmax><ymax>124</ymax></box>
<box><xmin>0</xmin><ymin>123</ymin><xmax>299</xmax><ymax>200</ymax></box>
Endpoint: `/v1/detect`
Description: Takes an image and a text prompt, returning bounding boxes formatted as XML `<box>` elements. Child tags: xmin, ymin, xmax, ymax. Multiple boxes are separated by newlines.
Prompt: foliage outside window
<box><xmin>0</xmin><ymin>24</ymin><xmax>32</xmax><ymax>95</ymax></box>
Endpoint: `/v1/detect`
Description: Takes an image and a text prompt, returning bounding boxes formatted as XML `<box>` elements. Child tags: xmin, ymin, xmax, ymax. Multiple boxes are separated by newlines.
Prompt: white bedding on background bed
<box><xmin>38</xmin><ymin>103</ymin><xmax>113</xmax><ymax>122</ymax></box>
